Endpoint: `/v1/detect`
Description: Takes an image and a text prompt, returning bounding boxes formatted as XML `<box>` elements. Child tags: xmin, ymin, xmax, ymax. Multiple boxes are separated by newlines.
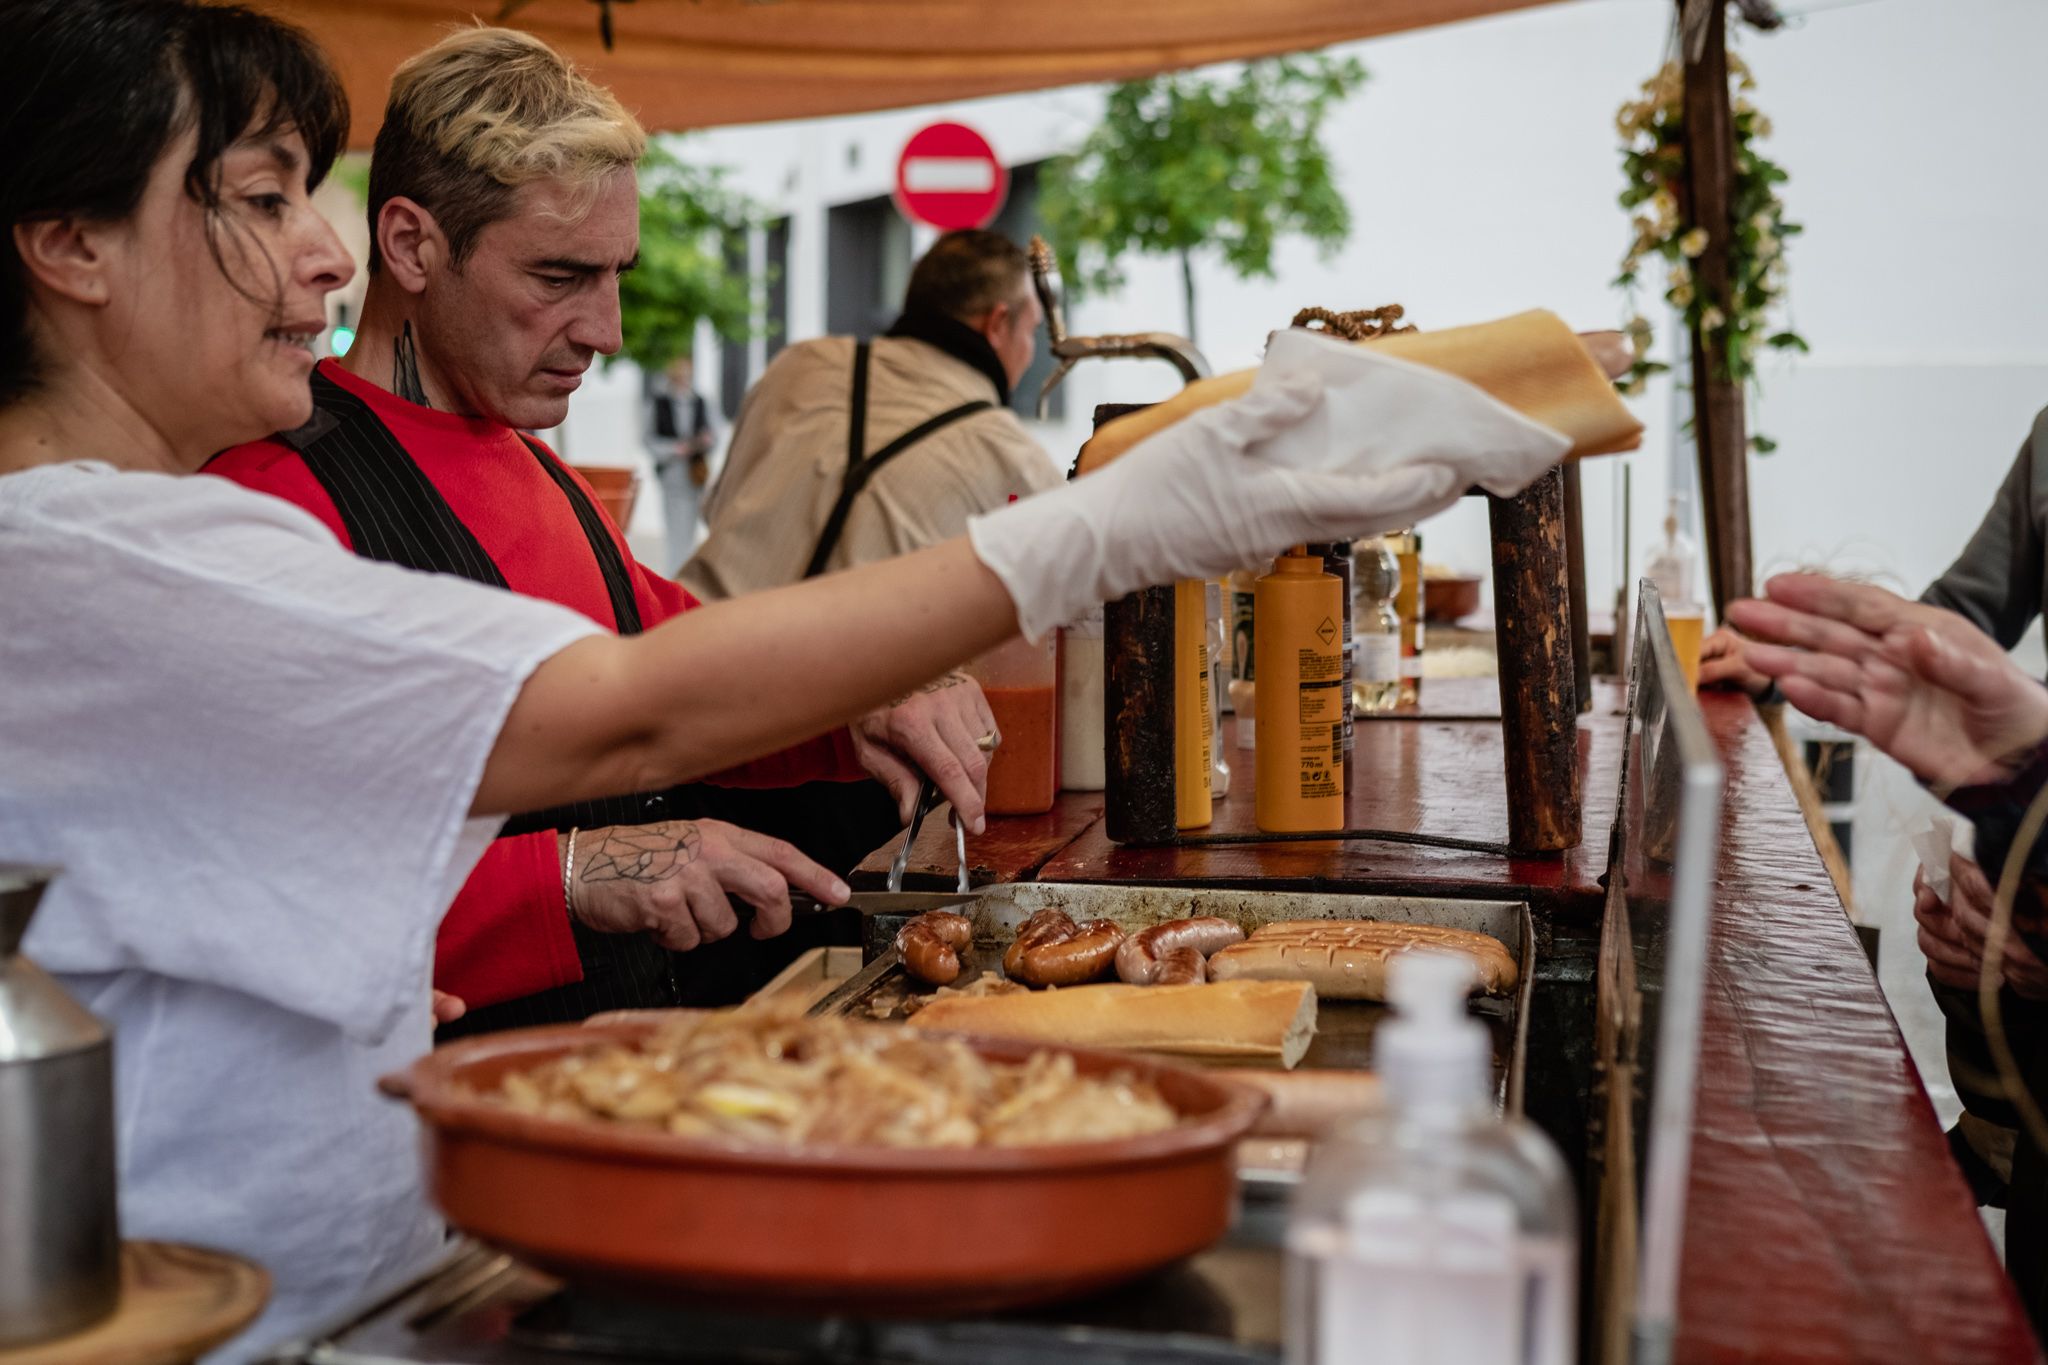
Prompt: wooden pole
<box><xmin>1488</xmin><ymin>468</ymin><xmax>1583</xmax><ymax>853</ymax></box>
<box><xmin>1680</xmin><ymin>0</ymin><xmax>1754</xmax><ymax>614</ymax></box>
<box><xmin>1563</xmin><ymin>462</ymin><xmax>1593</xmax><ymax>709</ymax></box>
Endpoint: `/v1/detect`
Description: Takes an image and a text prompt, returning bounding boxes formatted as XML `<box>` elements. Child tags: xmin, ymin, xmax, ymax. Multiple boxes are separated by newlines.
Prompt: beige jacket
<box><xmin>680</xmin><ymin>335</ymin><xmax>1062</xmax><ymax>601</ymax></box>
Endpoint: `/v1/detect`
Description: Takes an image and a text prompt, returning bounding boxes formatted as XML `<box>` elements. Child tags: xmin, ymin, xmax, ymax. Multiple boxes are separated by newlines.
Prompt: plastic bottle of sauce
<box><xmin>1255</xmin><ymin>548</ymin><xmax>1345</xmax><ymax>833</ymax></box>
<box><xmin>1174</xmin><ymin>579</ymin><xmax>1214</xmax><ymax>829</ymax></box>
<box><xmin>968</xmin><ymin>634</ymin><xmax>1058</xmax><ymax>815</ymax></box>
<box><xmin>1307</xmin><ymin>543</ymin><xmax>1355</xmax><ymax>792</ymax></box>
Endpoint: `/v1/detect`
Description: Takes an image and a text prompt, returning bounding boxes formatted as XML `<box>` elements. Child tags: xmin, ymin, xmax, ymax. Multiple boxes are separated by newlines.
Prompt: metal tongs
<box><xmin>886</xmin><ymin>727</ymin><xmax>998</xmax><ymax>894</ymax></box>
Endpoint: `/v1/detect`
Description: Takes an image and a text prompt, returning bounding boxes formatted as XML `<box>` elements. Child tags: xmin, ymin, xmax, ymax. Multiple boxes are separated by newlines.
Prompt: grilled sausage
<box><xmin>896</xmin><ymin>910</ymin><xmax>976</xmax><ymax>986</ymax></box>
<box><xmin>1114</xmin><ymin>917</ymin><xmax>1246</xmax><ymax>984</ymax></box>
<box><xmin>1152</xmin><ymin>945</ymin><xmax>1207</xmax><ymax>986</ymax></box>
<box><xmin>1003</xmin><ymin>908</ymin><xmax>1079</xmax><ymax>979</ymax></box>
<box><xmin>1012</xmin><ymin>918</ymin><xmax>1125</xmax><ymax>987</ymax></box>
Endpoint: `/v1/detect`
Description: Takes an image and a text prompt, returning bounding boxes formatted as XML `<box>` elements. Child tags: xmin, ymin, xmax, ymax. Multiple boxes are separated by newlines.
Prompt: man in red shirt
<box><xmin>208</xmin><ymin>27</ymin><xmax>996</xmax><ymax>1034</ymax></box>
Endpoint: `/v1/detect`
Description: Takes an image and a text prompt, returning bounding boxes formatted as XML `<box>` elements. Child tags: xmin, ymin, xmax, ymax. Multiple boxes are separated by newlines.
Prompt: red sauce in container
<box><xmin>982</xmin><ymin>684</ymin><xmax>1058</xmax><ymax>815</ymax></box>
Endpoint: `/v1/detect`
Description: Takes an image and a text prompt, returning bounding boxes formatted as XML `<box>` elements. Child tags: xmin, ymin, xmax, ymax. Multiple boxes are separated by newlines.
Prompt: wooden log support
<box><xmin>1563</xmin><ymin>462</ymin><xmax>1593</xmax><ymax>712</ymax></box>
<box><xmin>1680</xmin><ymin>0</ymin><xmax>1755</xmax><ymax>614</ymax></box>
<box><xmin>1091</xmin><ymin>402</ymin><xmax>1180</xmax><ymax>846</ymax></box>
<box><xmin>1488</xmin><ymin>467</ymin><xmax>1583</xmax><ymax>853</ymax></box>
<box><xmin>1103</xmin><ymin>586</ymin><xmax>1179</xmax><ymax>845</ymax></box>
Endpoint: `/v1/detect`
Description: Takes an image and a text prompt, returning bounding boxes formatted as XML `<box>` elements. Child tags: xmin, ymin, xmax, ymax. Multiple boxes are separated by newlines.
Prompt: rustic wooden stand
<box><xmin>1096</xmin><ymin>405</ymin><xmax>1584</xmax><ymax>856</ymax></box>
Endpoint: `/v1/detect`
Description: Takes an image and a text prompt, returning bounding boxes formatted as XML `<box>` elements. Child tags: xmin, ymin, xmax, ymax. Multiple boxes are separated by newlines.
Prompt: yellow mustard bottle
<box><xmin>1254</xmin><ymin>548</ymin><xmax>1345</xmax><ymax>833</ymax></box>
<box><xmin>1174</xmin><ymin>578</ymin><xmax>1214</xmax><ymax>829</ymax></box>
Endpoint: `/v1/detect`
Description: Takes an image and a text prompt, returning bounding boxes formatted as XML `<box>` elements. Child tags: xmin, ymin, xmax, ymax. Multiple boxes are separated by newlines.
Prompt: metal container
<box><xmin>0</xmin><ymin>865</ymin><xmax>119</xmax><ymax>1346</ymax></box>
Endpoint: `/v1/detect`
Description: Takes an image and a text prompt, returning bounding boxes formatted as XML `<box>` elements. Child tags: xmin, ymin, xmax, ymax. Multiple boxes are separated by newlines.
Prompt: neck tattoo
<box><xmin>393</xmin><ymin>321</ymin><xmax>429</xmax><ymax>407</ymax></box>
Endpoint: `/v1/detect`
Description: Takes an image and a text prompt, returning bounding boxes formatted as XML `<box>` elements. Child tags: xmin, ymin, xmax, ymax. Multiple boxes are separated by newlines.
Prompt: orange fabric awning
<box><xmin>255</xmin><ymin>0</ymin><xmax>1565</xmax><ymax>147</ymax></box>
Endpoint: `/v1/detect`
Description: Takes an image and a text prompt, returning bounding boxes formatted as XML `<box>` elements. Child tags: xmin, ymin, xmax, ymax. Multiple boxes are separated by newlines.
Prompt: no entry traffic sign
<box><xmin>894</xmin><ymin>122</ymin><xmax>1008</xmax><ymax>231</ymax></box>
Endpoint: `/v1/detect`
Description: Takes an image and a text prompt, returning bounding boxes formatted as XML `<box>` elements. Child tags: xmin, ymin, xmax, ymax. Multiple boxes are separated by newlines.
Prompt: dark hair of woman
<box><xmin>0</xmin><ymin>0</ymin><xmax>349</xmax><ymax>402</ymax></box>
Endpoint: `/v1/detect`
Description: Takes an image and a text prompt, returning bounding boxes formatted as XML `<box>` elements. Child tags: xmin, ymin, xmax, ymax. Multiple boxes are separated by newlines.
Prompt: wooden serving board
<box><xmin>0</xmin><ymin>1242</ymin><xmax>269</xmax><ymax>1365</ymax></box>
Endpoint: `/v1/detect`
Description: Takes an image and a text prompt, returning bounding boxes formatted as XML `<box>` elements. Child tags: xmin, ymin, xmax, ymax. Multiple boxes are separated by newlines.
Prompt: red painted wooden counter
<box><xmin>854</xmin><ymin>683</ymin><xmax>2035</xmax><ymax>1360</ymax></box>
<box><xmin>1674</xmin><ymin>692</ymin><xmax>2034</xmax><ymax>1363</ymax></box>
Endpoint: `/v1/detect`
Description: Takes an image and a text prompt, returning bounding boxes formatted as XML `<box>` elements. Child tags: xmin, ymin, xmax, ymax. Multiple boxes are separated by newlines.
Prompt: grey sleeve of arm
<box><xmin>1920</xmin><ymin>409</ymin><xmax>2048</xmax><ymax>649</ymax></box>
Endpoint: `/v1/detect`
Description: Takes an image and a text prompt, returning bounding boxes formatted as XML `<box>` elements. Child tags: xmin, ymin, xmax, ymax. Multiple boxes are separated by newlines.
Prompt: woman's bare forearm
<box><xmin>473</xmin><ymin>538</ymin><xmax>1019</xmax><ymax>816</ymax></box>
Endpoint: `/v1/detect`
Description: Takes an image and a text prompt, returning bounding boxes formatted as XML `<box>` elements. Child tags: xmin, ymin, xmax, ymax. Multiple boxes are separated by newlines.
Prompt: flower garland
<box><xmin>1614</xmin><ymin>53</ymin><xmax>1805</xmax><ymax>452</ymax></box>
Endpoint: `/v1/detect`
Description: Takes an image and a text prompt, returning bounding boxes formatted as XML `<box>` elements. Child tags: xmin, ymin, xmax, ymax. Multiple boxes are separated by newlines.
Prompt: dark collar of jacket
<box><xmin>883</xmin><ymin>308</ymin><xmax>1011</xmax><ymax>408</ymax></box>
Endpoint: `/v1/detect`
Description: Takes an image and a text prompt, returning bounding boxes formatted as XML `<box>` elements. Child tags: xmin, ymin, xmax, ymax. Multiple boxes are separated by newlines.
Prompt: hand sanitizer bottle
<box><xmin>1285</xmin><ymin>950</ymin><xmax>1577</xmax><ymax>1365</ymax></box>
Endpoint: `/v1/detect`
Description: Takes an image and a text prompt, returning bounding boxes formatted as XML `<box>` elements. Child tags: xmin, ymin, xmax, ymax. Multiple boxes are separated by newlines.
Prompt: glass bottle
<box><xmin>1384</xmin><ymin>527</ymin><xmax>1425</xmax><ymax>707</ymax></box>
<box><xmin>1353</xmin><ymin>539</ymin><xmax>1402</xmax><ymax>716</ymax></box>
<box><xmin>1287</xmin><ymin>951</ymin><xmax>1577</xmax><ymax>1365</ymax></box>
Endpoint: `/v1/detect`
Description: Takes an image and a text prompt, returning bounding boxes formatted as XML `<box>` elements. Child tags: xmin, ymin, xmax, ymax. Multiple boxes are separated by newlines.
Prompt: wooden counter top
<box><xmin>853</xmin><ymin>681</ymin><xmax>2034</xmax><ymax>1360</ymax></box>
<box><xmin>1674</xmin><ymin>693</ymin><xmax>2034</xmax><ymax>1363</ymax></box>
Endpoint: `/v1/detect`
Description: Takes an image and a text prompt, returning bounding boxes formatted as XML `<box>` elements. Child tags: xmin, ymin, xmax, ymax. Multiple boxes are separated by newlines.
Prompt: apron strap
<box><xmin>269</xmin><ymin>372</ymin><xmax>664</xmax><ymax>837</ymax></box>
<box><xmin>515</xmin><ymin>436</ymin><xmax>645</xmax><ymax>637</ymax></box>
<box><xmin>802</xmin><ymin>341</ymin><xmax>994</xmax><ymax>580</ymax></box>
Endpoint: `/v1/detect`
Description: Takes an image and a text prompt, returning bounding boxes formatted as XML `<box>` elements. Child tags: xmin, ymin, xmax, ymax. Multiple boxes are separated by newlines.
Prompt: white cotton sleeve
<box><xmin>4</xmin><ymin>467</ymin><xmax>604</xmax><ymax>1045</ymax></box>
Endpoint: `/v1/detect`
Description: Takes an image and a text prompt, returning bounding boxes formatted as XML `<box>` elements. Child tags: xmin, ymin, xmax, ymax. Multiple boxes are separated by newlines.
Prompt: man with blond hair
<box><xmin>209</xmin><ymin>27</ymin><xmax>996</xmax><ymax>1032</ymax></box>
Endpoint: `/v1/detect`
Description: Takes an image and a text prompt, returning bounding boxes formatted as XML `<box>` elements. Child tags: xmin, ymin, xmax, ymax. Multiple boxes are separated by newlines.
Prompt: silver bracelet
<box><xmin>562</xmin><ymin>827</ymin><xmax>580</xmax><ymax>916</ymax></box>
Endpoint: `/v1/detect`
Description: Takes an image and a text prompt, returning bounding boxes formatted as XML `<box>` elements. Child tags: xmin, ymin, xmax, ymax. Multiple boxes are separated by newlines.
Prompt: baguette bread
<box><xmin>1074</xmin><ymin>310</ymin><xmax>1643</xmax><ymax>476</ymax></box>
<box><xmin>907</xmin><ymin>980</ymin><xmax>1317</xmax><ymax>1069</ymax></box>
<box><xmin>1207</xmin><ymin>920</ymin><xmax>1517</xmax><ymax>1000</ymax></box>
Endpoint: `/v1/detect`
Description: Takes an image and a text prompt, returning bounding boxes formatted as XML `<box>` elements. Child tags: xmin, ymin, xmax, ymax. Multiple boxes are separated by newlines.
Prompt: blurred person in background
<box><xmin>683</xmin><ymin>228</ymin><xmax>1061</xmax><ymax>599</ymax></box>
<box><xmin>648</xmin><ymin>351</ymin><xmax>715</xmax><ymax>569</ymax></box>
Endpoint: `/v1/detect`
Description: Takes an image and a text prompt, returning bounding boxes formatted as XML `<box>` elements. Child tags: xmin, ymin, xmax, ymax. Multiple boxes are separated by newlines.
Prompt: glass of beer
<box><xmin>1665</xmin><ymin>603</ymin><xmax>1706</xmax><ymax>692</ymax></box>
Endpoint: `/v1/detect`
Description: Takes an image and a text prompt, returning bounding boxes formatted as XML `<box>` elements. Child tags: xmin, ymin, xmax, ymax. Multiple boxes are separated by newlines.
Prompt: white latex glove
<box><xmin>968</xmin><ymin>343</ymin><xmax>1570</xmax><ymax>641</ymax></box>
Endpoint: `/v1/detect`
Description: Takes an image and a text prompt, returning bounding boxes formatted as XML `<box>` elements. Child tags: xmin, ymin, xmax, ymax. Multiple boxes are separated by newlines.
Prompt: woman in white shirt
<box><xmin>0</xmin><ymin>3</ymin><xmax>1585</xmax><ymax>1357</ymax></box>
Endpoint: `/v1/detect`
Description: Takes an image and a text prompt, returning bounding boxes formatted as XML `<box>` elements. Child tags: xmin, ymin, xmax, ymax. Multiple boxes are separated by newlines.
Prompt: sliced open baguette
<box><xmin>1206</xmin><ymin>920</ymin><xmax>1517</xmax><ymax>1000</ymax></box>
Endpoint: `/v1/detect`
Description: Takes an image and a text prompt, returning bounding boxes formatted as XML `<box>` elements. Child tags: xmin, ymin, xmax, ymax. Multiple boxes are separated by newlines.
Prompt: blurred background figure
<box><xmin>648</xmin><ymin>353</ymin><xmax>716</xmax><ymax>571</ymax></box>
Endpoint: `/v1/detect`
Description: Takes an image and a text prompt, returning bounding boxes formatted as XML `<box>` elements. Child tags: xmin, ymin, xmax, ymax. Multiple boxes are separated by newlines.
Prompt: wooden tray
<box><xmin>0</xmin><ymin>1242</ymin><xmax>268</xmax><ymax>1365</ymax></box>
<box><xmin>737</xmin><ymin>946</ymin><xmax>864</xmax><ymax>1016</ymax></box>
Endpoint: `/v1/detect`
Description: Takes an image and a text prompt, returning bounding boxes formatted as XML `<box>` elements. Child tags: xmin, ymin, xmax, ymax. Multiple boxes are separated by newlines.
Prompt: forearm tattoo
<box><xmin>393</xmin><ymin>320</ymin><xmax>429</xmax><ymax>407</ymax></box>
<box><xmin>889</xmin><ymin>671</ymin><xmax>971</xmax><ymax>708</ymax></box>
<box><xmin>580</xmin><ymin>823</ymin><xmax>703</xmax><ymax>885</ymax></box>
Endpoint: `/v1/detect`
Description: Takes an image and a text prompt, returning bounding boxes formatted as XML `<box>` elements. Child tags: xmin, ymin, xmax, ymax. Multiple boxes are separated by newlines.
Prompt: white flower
<box><xmin>1700</xmin><ymin>305</ymin><xmax>1726</xmax><ymax>332</ymax></box>
<box><xmin>1669</xmin><ymin>259</ymin><xmax>1692</xmax><ymax>285</ymax></box>
<box><xmin>1670</xmin><ymin>280</ymin><xmax>1695</xmax><ymax>307</ymax></box>
<box><xmin>1650</xmin><ymin>188</ymin><xmax>1679</xmax><ymax>228</ymax></box>
<box><xmin>1734</xmin><ymin>97</ymin><xmax>1756</xmax><ymax>117</ymax></box>
<box><xmin>1753</xmin><ymin>114</ymin><xmax>1774</xmax><ymax>139</ymax></box>
<box><xmin>1679</xmin><ymin>227</ymin><xmax>1711</xmax><ymax>258</ymax></box>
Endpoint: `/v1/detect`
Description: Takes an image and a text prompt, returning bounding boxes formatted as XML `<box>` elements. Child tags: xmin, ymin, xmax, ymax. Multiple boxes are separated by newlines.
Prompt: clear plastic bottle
<box><xmin>1353</xmin><ymin>538</ymin><xmax>1402</xmax><ymax>716</ymax></box>
<box><xmin>1206</xmin><ymin>581</ymin><xmax>1231</xmax><ymax>799</ymax></box>
<box><xmin>1286</xmin><ymin>951</ymin><xmax>1577</xmax><ymax>1365</ymax></box>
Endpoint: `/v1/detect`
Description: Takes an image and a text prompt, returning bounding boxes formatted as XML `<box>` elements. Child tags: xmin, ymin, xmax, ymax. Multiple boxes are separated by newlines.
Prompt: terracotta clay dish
<box><xmin>380</xmin><ymin>1020</ymin><xmax>1266</xmax><ymax>1314</ymax></box>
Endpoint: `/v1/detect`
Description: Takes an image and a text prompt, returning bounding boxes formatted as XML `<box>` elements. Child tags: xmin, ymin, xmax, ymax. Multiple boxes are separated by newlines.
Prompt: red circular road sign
<box><xmin>893</xmin><ymin>122</ymin><xmax>1008</xmax><ymax>231</ymax></box>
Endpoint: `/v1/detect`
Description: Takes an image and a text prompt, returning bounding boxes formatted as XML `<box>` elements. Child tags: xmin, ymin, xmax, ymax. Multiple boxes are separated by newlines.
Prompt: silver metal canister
<box><xmin>0</xmin><ymin>865</ymin><xmax>119</xmax><ymax>1346</ymax></box>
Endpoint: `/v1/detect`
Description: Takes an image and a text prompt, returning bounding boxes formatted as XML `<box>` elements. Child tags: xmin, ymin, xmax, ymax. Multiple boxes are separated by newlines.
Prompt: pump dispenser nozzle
<box><xmin>1377</xmin><ymin>949</ymin><xmax>1490</xmax><ymax>1113</ymax></box>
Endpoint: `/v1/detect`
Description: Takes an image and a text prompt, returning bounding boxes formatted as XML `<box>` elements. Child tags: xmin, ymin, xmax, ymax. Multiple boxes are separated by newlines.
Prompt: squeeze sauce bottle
<box><xmin>1254</xmin><ymin>548</ymin><xmax>1345</xmax><ymax>833</ymax></box>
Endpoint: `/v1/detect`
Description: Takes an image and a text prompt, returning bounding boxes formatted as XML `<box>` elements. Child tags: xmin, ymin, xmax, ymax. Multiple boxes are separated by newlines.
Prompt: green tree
<box><xmin>615</xmin><ymin>143</ymin><xmax>763</xmax><ymax>374</ymax></box>
<box><xmin>1040</xmin><ymin>54</ymin><xmax>1366</xmax><ymax>346</ymax></box>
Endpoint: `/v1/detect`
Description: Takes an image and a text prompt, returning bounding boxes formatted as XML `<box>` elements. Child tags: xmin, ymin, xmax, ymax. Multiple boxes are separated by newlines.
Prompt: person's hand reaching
<box><xmin>1727</xmin><ymin>574</ymin><xmax>2048</xmax><ymax>791</ymax></box>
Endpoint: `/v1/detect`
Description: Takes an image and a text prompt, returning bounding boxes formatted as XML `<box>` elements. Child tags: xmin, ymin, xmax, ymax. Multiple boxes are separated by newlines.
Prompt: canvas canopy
<box><xmin>256</xmin><ymin>0</ymin><xmax>1563</xmax><ymax>146</ymax></box>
